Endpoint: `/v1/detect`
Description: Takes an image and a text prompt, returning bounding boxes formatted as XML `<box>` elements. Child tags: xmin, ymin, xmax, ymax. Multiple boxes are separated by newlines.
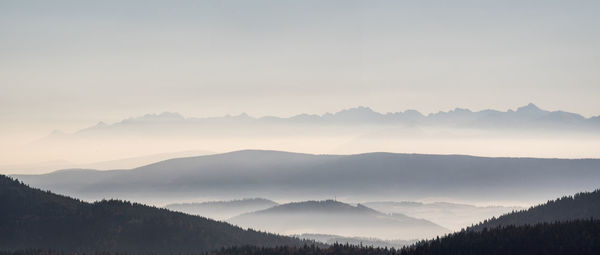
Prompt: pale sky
<box><xmin>2</xmin><ymin>0</ymin><xmax>600</xmax><ymax>138</ymax></box>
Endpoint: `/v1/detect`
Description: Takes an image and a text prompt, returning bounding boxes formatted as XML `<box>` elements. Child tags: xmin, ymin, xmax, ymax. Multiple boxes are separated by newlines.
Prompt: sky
<box><xmin>2</xmin><ymin>0</ymin><xmax>600</xmax><ymax>140</ymax></box>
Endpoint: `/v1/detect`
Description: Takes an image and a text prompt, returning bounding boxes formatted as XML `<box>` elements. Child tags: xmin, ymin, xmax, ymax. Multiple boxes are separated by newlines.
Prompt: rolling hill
<box><xmin>227</xmin><ymin>200</ymin><xmax>450</xmax><ymax>240</ymax></box>
<box><xmin>0</xmin><ymin>175</ymin><xmax>306</xmax><ymax>253</ymax></box>
<box><xmin>13</xmin><ymin>150</ymin><xmax>600</xmax><ymax>204</ymax></box>
<box><xmin>363</xmin><ymin>201</ymin><xmax>522</xmax><ymax>230</ymax></box>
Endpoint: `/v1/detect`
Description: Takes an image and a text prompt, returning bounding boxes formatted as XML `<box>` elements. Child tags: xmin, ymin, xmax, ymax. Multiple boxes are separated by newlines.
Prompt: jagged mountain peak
<box><xmin>516</xmin><ymin>103</ymin><xmax>544</xmax><ymax>113</ymax></box>
<box><xmin>332</xmin><ymin>106</ymin><xmax>379</xmax><ymax>116</ymax></box>
<box><xmin>122</xmin><ymin>112</ymin><xmax>185</xmax><ymax>123</ymax></box>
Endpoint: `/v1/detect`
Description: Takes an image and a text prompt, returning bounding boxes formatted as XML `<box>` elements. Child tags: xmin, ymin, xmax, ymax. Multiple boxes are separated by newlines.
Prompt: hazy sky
<box><xmin>2</xmin><ymin>0</ymin><xmax>600</xmax><ymax>137</ymax></box>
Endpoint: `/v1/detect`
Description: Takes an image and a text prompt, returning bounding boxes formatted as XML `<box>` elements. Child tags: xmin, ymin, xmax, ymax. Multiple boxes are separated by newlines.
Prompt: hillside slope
<box><xmin>0</xmin><ymin>175</ymin><xmax>305</xmax><ymax>253</ymax></box>
<box><xmin>469</xmin><ymin>189</ymin><xmax>600</xmax><ymax>231</ymax></box>
<box><xmin>164</xmin><ymin>198</ymin><xmax>278</xmax><ymax>220</ymax></box>
<box><xmin>215</xmin><ymin>220</ymin><xmax>600</xmax><ymax>255</ymax></box>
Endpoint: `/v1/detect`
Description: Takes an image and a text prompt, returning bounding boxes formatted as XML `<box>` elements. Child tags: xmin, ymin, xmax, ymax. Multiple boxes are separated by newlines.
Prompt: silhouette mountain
<box><xmin>165</xmin><ymin>198</ymin><xmax>278</xmax><ymax>220</ymax></box>
<box><xmin>0</xmin><ymin>175</ymin><xmax>306</xmax><ymax>253</ymax></box>
<box><xmin>322</xmin><ymin>106</ymin><xmax>384</xmax><ymax>123</ymax></box>
<box><xmin>227</xmin><ymin>200</ymin><xmax>449</xmax><ymax>240</ymax></box>
<box><xmin>469</xmin><ymin>189</ymin><xmax>600</xmax><ymax>231</ymax></box>
<box><xmin>27</xmin><ymin>104</ymin><xmax>598</xmax><ymax>168</ymax></box>
<box><xmin>14</xmin><ymin>150</ymin><xmax>600</xmax><ymax>204</ymax></box>
<box><xmin>516</xmin><ymin>103</ymin><xmax>544</xmax><ymax>114</ymax></box>
<box><xmin>44</xmin><ymin>104</ymin><xmax>599</xmax><ymax>138</ymax></box>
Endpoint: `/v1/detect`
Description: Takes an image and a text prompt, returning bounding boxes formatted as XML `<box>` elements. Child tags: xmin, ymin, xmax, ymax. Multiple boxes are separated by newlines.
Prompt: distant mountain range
<box><xmin>13</xmin><ymin>150</ymin><xmax>600</xmax><ymax>204</ymax></box>
<box><xmin>0</xmin><ymin>175</ymin><xmax>307</xmax><ymax>253</ymax></box>
<box><xmin>14</xmin><ymin>104</ymin><xmax>597</xmax><ymax>171</ymax></box>
<box><xmin>227</xmin><ymin>200</ymin><xmax>449</xmax><ymax>240</ymax></box>
<box><xmin>48</xmin><ymin>104</ymin><xmax>600</xmax><ymax>137</ymax></box>
<box><xmin>165</xmin><ymin>198</ymin><xmax>278</xmax><ymax>220</ymax></box>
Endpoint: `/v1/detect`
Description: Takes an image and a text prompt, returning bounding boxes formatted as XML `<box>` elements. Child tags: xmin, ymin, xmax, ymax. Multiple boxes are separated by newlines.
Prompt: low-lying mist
<box><xmin>3</xmin><ymin>127</ymin><xmax>599</xmax><ymax>174</ymax></box>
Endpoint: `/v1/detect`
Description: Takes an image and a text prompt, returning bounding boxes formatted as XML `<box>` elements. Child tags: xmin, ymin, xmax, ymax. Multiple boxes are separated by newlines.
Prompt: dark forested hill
<box><xmin>403</xmin><ymin>220</ymin><xmax>600</xmax><ymax>255</ymax></box>
<box><xmin>469</xmin><ymin>189</ymin><xmax>600</xmax><ymax>231</ymax></box>
<box><xmin>0</xmin><ymin>175</ymin><xmax>306</xmax><ymax>253</ymax></box>
<box><xmin>4</xmin><ymin>221</ymin><xmax>598</xmax><ymax>255</ymax></box>
<box><xmin>213</xmin><ymin>220</ymin><xmax>600</xmax><ymax>255</ymax></box>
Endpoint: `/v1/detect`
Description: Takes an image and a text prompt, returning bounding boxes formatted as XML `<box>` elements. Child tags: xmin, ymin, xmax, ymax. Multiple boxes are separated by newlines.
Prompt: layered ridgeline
<box><xmin>227</xmin><ymin>200</ymin><xmax>450</xmax><ymax>240</ymax></box>
<box><xmin>363</xmin><ymin>201</ymin><xmax>522</xmax><ymax>231</ymax></box>
<box><xmin>45</xmin><ymin>104</ymin><xmax>600</xmax><ymax>136</ymax></box>
<box><xmin>14</xmin><ymin>150</ymin><xmax>600</xmax><ymax>204</ymax></box>
<box><xmin>470</xmin><ymin>189</ymin><xmax>600</xmax><ymax>231</ymax></box>
<box><xmin>13</xmin><ymin>104</ymin><xmax>600</xmax><ymax>173</ymax></box>
<box><xmin>163</xmin><ymin>198</ymin><xmax>516</xmax><ymax>235</ymax></box>
<box><xmin>213</xmin><ymin>190</ymin><xmax>600</xmax><ymax>255</ymax></box>
<box><xmin>0</xmin><ymin>175</ymin><xmax>307</xmax><ymax>253</ymax></box>
<box><xmin>164</xmin><ymin>198</ymin><xmax>278</xmax><ymax>220</ymax></box>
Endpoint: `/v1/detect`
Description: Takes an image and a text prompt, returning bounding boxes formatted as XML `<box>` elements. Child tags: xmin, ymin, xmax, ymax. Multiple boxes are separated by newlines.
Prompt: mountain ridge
<box><xmin>13</xmin><ymin>150</ymin><xmax>600</xmax><ymax>204</ymax></box>
<box><xmin>46</xmin><ymin>104</ymin><xmax>599</xmax><ymax>137</ymax></box>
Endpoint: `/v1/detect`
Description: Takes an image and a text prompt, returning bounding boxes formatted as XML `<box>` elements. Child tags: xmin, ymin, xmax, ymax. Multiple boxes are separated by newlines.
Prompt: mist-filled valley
<box><xmin>8</xmin><ymin>147</ymin><xmax>599</xmax><ymax>249</ymax></box>
<box><xmin>4</xmin><ymin>106</ymin><xmax>600</xmax><ymax>253</ymax></box>
<box><xmin>2</xmin><ymin>173</ymin><xmax>599</xmax><ymax>254</ymax></box>
<box><xmin>3</xmin><ymin>0</ymin><xmax>600</xmax><ymax>253</ymax></box>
